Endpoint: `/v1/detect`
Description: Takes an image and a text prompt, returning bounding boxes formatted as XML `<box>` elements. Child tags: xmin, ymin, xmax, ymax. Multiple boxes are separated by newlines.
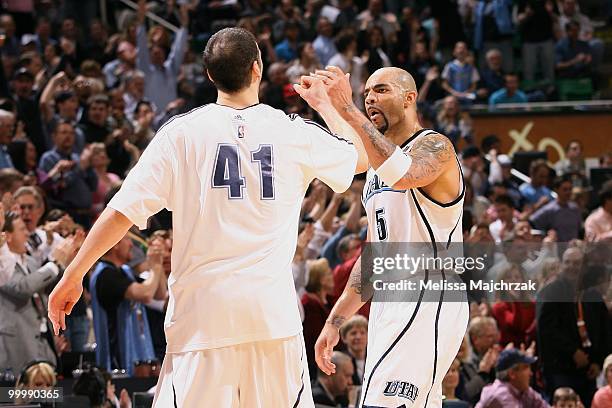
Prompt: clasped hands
<box><xmin>293</xmin><ymin>66</ymin><xmax>356</xmax><ymax>115</ymax></box>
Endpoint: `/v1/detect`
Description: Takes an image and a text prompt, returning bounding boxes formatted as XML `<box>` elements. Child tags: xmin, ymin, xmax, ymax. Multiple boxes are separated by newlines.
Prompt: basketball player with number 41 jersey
<box><xmin>48</xmin><ymin>28</ymin><xmax>370</xmax><ymax>407</ymax></box>
<box><xmin>298</xmin><ymin>66</ymin><xmax>469</xmax><ymax>408</ymax></box>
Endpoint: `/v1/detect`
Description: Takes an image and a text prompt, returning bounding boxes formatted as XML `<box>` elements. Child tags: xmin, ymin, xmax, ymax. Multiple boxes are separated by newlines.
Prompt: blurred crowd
<box><xmin>0</xmin><ymin>0</ymin><xmax>610</xmax><ymax>407</ymax></box>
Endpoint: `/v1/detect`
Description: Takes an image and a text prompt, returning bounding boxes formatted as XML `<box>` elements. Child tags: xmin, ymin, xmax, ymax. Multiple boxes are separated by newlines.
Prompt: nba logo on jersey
<box><xmin>383</xmin><ymin>380</ymin><xmax>419</xmax><ymax>402</ymax></box>
<box><xmin>237</xmin><ymin>125</ymin><xmax>246</xmax><ymax>138</ymax></box>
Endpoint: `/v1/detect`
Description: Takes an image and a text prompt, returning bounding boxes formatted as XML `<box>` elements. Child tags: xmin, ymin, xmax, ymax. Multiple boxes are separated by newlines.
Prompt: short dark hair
<box><xmin>134</xmin><ymin>100</ymin><xmax>153</xmax><ymax>116</ymax></box>
<box><xmin>553</xmin><ymin>174</ymin><xmax>572</xmax><ymax>190</ymax></box>
<box><xmin>480</xmin><ymin>134</ymin><xmax>500</xmax><ymax>153</ymax></box>
<box><xmin>335</xmin><ymin>29</ymin><xmax>356</xmax><ymax>53</ymax></box>
<box><xmin>494</xmin><ymin>194</ymin><xmax>515</xmax><ymax>209</ymax></box>
<box><xmin>203</xmin><ymin>28</ymin><xmax>260</xmax><ymax>93</ymax></box>
<box><xmin>565</xmin><ymin>139</ymin><xmax>582</xmax><ymax>152</ymax></box>
<box><xmin>0</xmin><ymin>168</ymin><xmax>24</xmax><ymax>194</ymax></box>
<box><xmin>600</xmin><ymin>180</ymin><xmax>612</xmax><ymax>203</ymax></box>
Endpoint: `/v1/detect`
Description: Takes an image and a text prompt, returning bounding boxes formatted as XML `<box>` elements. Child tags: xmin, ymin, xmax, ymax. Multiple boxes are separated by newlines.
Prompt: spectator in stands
<box><xmin>461</xmin><ymin>146</ymin><xmax>487</xmax><ymax>197</ymax></box>
<box><xmin>519</xmin><ymin>159</ymin><xmax>553</xmax><ymax>211</ymax></box>
<box><xmin>103</xmin><ymin>40</ymin><xmax>137</xmax><ymax>89</ymax></box>
<box><xmin>8</xmin><ymin>139</ymin><xmax>45</xmax><ymax>185</ymax></box>
<box><xmin>72</xmin><ymin>366</ymin><xmax>108</xmax><ymax>408</ymax></box>
<box><xmin>517</xmin><ymin>0</ymin><xmax>556</xmax><ymax>84</ymax></box>
<box><xmin>131</xmin><ymin>100</ymin><xmax>155</xmax><ymax>150</ymax></box>
<box><xmin>0</xmin><ymin>168</ymin><xmax>24</xmax><ymax>196</ymax></box>
<box><xmin>313</xmin><ymin>17</ymin><xmax>338</xmax><ymax>67</ymax></box>
<box><xmin>435</xmin><ymin>96</ymin><xmax>474</xmax><ymax>148</ymax></box>
<box><xmin>43</xmin><ymin>87</ymin><xmax>86</xmax><ymax>154</ymax></box>
<box><xmin>584</xmin><ymin>180</ymin><xmax>612</xmax><ymax>242</ymax></box>
<box><xmin>558</xmin><ymin>0</ymin><xmax>605</xmax><ymax>68</ymax></box>
<box><xmin>487</xmin><ymin>153</ymin><xmax>522</xmax><ymax>208</ymax></box>
<box><xmin>302</xmin><ymin>258</ymin><xmax>334</xmax><ymax>375</ymax></box>
<box><xmin>328</xmin><ymin>30</ymin><xmax>366</xmax><ymax>108</ymax></box>
<box><xmin>357</xmin><ymin>0</ymin><xmax>400</xmax><ymax>45</ymax></box>
<box><xmin>442</xmin><ymin>358</ymin><xmax>469</xmax><ymax>407</ymax></box>
<box><xmin>489</xmin><ymin>194</ymin><xmax>517</xmax><ymax>243</ymax></box>
<box><xmin>15</xmin><ymin>361</ymin><xmax>57</xmax><ymax>389</ymax></box>
<box><xmin>475</xmin><ymin>348</ymin><xmax>546</xmax><ymax>408</ymax></box>
<box><xmin>286</xmin><ymin>42</ymin><xmax>321</xmax><ymax>84</ymax></box>
<box><xmin>553</xmin><ymin>387</ymin><xmax>581</xmax><ymax>408</ymax></box>
<box><xmin>461</xmin><ymin>317</ymin><xmax>500</xmax><ymax>405</ymax></box>
<box><xmin>12</xmin><ymin>67</ymin><xmax>46</xmax><ymax>156</ymax></box>
<box><xmin>262</xmin><ymin>62</ymin><xmax>289</xmax><ymax>110</ymax></box>
<box><xmin>530</xmin><ymin>175</ymin><xmax>581</xmax><ymax>242</ymax></box>
<box><xmin>473</xmin><ymin>0</ymin><xmax>515</xmax><ymax>73</ymax></box>
<box><xmin>79</xmin><ymin>94</ymin><xmax>112</xmax><ymax>145</ymax></box>
<box><xmin>39</xmin><ymin>121</ymin><xmax>97</xmax><ymax>228</ymax></box>
<box><xmin>135</xmin><ymin>0</ymin><xmax>188</xmax><ymax>114</ymax></box>
<box><xmin>90</xmin><ymin>235</ymin><xmax>165</xmax><ymax>374</ymax></box>
<box><xmin>0</xmin><ymin>109</ymin><xmax>15</xmax><ymax>168</ymax></box>
<box><xmin>90</xmin><ymin>143</ymin><xmax>121</xmax><ymax>218</ymax></box>
<box><xmin>274</xmin><ymin>20</ymin><xmax>300</xmax><ymax>63</ymax></box>
<box><xmin>477</xmin><ymin>49</ymin><xmax>505</xmax><ymax>101</ymax></box>
<box><xmin>592</xmin><ymin>354</ymin><xmax>612</xmax><ymax>408</ymax></box>
<box><xmin>0</xmin><ymin>14</ymin><xmax>19</xmax><ymax>58</ymax></box>
<box><xmin>489</xmin><ymin>73</ymin><xmax>528</xmax><ymax>107</ymax></box>
<box><xmin>491</xmin><ymin>263</ymin><xmax>536</xmax><ymax>347</ymax></box>
<box><xmin>312</xmin><ymin>351</ymin><xmax>355</xmax><ymax>407</ymax></box>
<box><xmin>555</xmin><ymin>140</ymin><xmax>587</xmax><ymax>185</ymax></box>
<box><xmin>441</xmin><ymin>42</ymin><xmax>480</xmax><ymax>103</ymax></box>
<box><xmin>537</xmin><ymin>247</ymin><xmax>609</xmax><ymax>406</ymax></box>
<box><xmin>14</xmin><ymin>186</ymin><xmax>64</xmax><ymax>265</ymax></box>
<box><xmin>122</xmin><ymin>70</ymin><xmax>147</xmax><ymax>123</ymax></box>
<box><xmin>340</xmin><ymin>315</ymin><xmax>368</xmax><ymax>385</ymax></box>
<box><xmin>556</xmin><ymin>21</ymin><xmax>592</xmax><ymax>79</ymax></box>
<box><xmin>0</xmin><ymin>211</ymin><xmax>79</xmax><ymax>373</ymax></box>
<box><xmin>363</xmin><ymin>25</ymin><xmax>393</xmax><ymax>75</ymax></box>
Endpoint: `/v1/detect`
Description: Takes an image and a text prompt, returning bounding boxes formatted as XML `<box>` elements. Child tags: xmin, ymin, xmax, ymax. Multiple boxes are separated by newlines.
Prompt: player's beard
<box><xmin>371</xmin><ymin>112</ymin><xmax>389</xmax><ymax>134</ymax></box>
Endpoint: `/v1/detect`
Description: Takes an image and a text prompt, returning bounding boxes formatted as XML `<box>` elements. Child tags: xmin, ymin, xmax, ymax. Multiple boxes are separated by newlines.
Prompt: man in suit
<box><xmin>0</xmin><ymin>211</ymin><xmax>78</xmax><ymax>372</ymax></box>
<box><xmin>312</xmin><ymin>351</ymin><xmax>355</xmax><ymax>407</ymax></box>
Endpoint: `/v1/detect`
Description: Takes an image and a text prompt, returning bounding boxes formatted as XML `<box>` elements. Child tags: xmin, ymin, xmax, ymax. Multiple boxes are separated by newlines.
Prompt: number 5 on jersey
<box><xmin>212</xmin><ymin>143</ymin><xmax>275</xmax><ymax>200</ymax></box>
<box><xmin>375</xmin><ymin>207</ymin><xmax>388</xmax><ymax>241</ymax></box>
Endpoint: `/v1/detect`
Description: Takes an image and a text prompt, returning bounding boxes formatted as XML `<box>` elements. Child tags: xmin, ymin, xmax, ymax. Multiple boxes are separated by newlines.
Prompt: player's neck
<box><xmin>385</xmin><ymin>118</ymin><xmax>422</xmax><ymax>147</ymax></box>
<box><xmin>216</xmin><ymin>88</ymin><xmax>259</xmax><ymax>110</ymax></box>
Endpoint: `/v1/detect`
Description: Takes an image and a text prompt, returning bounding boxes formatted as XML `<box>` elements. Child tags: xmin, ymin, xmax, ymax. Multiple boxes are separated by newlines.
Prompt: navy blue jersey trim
<box><xmin>415</xmin><ymin>150</ymin><xmax>465</xmax><ymax>208</ymax></box>
<box><xmin>410</xmin><ymin>189</ymin><xmax>437</xmax><ymax>257</ymax></box>
<box><xmin>399</xmin><ymin>128</ymin><xmax>432</xmax><ymax>150</ymax></box>
<box><xmin>424</xmin><ymin>269</ymin><xmax>445</xmax><ymax>407</ymax></box>
<box><xmin>360</xmin><ymin>270</ymin><xmax>428</xmax><ymax>405</ymax></box>
<box><xmin>292</xmin><ymin>346</ymin><xmax>306</xmax><ymax>408</ymax></box>
<box><xmin>172</xmin><ymin>381</ymin><xmax>178</xmax><ymax>408</ymax></box>
<box><xmin>157</xmin><ymin>103</ymin><xmax>212</xmax><ymax>133</ymax></box>
<box><xmin>447</xmin><ymin>210</ymin><xmax>462</xmax><ymax>250</ymax></box>
<box><xmin>303</xmin><ymin>118</ymin><xmax>354</xmax><ymax>145</ymax></box>
<box><xmin>363</xmin><ymin>187</ymin><xmax>407</xmax><ymax>206</ymax></box>
<box><xmin>213</xmin><ymin>102</ymin><xmax>261</xmax><ymax>110</ymax></box>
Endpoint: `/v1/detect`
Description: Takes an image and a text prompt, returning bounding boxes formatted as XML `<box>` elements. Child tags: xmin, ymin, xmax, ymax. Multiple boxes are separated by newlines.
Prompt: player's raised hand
<box><xmin>313</xmin><ymin>66</ymin><xmax>355</xmax><ymax>114</ymax></box>
<box><xmin>293</xmin><ymin>75</ymin><xmax>331</xmax><ymax>112</ymax></box>
<box><xmin>315</xmin><ymin>322</ymin><xmax>341</xmax><ymax>375</ymax></box>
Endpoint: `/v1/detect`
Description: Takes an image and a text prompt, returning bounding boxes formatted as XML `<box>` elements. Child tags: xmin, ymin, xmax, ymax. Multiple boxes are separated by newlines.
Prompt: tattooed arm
<box><xmin>341</xmin><ymin>104</ymin><xmax>455</xmax><ymax>190</ymax></box>
<box><xmin>315</xmin><ymin>255</ymin><xmax>369</xmax><ymax>374</ymax></box>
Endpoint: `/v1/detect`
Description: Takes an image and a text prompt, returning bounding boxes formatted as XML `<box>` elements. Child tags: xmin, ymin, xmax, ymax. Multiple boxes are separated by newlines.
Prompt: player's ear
<box><xmin>251</xmin><ymin>60</ymin><xmax>262</xmax><ymax>83</ymax></box>
<box><xmin>205</xmin><ymin>69</ymin><xmax>214</xmax><ymax>84</ymax></box>
<box><xmin>404</xmin><ymin>90</ymin><xmax>417</xmax><ymax>108</ymax></box>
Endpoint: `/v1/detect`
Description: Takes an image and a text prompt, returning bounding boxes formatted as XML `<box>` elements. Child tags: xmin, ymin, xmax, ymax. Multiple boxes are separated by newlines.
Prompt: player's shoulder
<box><xmin>402</xmin><ymin>128</ymin><xmax>446</xmax><ymax>151</ymax></box>
<box><xmin>156</xmin><ymin>103</ymin><xmax>216</xmax><ymax>136</ymax></box>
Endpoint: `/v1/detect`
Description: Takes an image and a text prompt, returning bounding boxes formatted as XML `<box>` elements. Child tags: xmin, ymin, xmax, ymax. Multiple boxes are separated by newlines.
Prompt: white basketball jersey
<box><xmin>362</xmin><ymin>129</ymin><xmax>464</xmax><ymax>246</ymax></box>
<box><xmin>109</xmin><ymin>103</ymin><xmax>358</xmax><ymax>353</ymax></box>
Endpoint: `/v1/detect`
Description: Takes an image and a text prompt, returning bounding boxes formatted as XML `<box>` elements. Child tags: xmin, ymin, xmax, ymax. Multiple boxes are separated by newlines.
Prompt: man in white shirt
<box><xmin>48</xmin><ymin>27</ymin><xmax>367</xmax><ymax>407</ymax></box>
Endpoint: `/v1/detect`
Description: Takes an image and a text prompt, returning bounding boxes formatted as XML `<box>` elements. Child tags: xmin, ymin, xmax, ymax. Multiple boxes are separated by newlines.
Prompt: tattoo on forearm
<box><xmin>349</xmin><ymin>259</ymin><xmax>362</xmax><ymax>295</ymax></box>
<box><xmin>403</xmin><ymin>133</ymin><xmax>453</xmax><ymax>183</ymax></box>
<box><xmin>361</xmin><ymin>121</ymin><xmax>395</xmax><ymax>158</ymax></box>
<box><xmin>327</xmin><ymin>315</ymin><xmax>347</xmax><ymax>328</ymax></box>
